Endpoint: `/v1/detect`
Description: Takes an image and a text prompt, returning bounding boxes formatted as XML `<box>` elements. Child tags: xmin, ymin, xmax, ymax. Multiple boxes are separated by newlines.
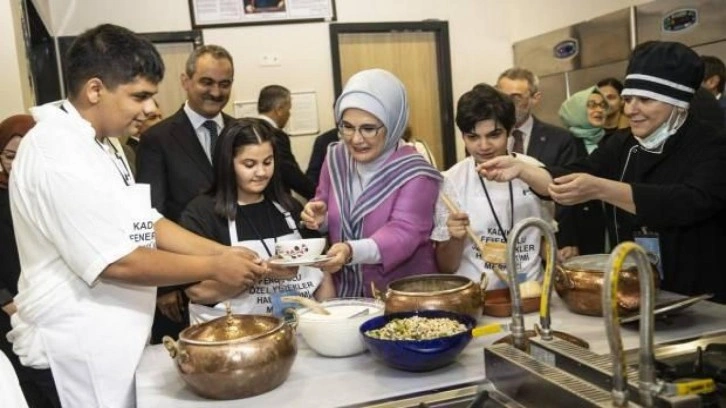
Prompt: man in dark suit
<box><xmin>306</xmin><ymin>127</ymin><xmax>338</xmax><ymax>188</ymax></box>
<box><xmin>257</xmin><ymin>85</ymin><xmax>316</xmax><ymax>199</ymax></box>
<box><xmin>136</xmin><ymin>45</ymin><xmax>235</xmax><ymax>343</ymax></box>
<box><xmin>697</xmin><ymin>55</ymin><xmax>726</xmax><ymax>132</ymax></box>
<box><xmin>496</xmin><ymin>67</ymin><xmax>586</xmax><ymax>260</ymax></box>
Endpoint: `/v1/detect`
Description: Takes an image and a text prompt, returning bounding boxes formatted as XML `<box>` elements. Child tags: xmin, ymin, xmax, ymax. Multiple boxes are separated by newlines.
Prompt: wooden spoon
<box><xmin>281</xmin><ymin>296</ymin><xmax>331</xmax><ymax>315</ymax></box>
<box><xmin>440</xmin><ymin>193</ymin><xmax>508</xmax><ymax>283</ymax></box>
<box><xmin>441</xmin><ymin>193</ymin><xmax>542</xmax><ymax>299</ymax></box>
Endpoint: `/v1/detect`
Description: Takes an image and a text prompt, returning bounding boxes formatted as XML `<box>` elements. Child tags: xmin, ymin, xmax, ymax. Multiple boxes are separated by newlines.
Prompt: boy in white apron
<box><xmin>433</xmin><ymin>84</ymin><xmax>555</xmax><ymax>289</ymax></box>
<box><xmin>7</xmin><ymin>25</ymin><xmax>267</xmax><ymax>408</ymax></box>
<box><xmin>179</xmin><ymin>118</ymin><xmax>335</xmax><ymax>322</ymax></box>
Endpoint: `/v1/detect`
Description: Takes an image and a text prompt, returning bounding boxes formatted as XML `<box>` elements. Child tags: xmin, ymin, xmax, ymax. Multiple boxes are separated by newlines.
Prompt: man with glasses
<box><xmin>496</xmin><ymin>67</ymin><xmax>585</xmax><ymax>261</ymax></box>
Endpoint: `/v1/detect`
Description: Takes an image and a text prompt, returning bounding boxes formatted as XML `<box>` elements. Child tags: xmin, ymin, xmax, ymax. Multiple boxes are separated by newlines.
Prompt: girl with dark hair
<box><xmin>180</xmin><ymin>118</ymin><xmax>334</xmax><ymax>322</ymax></box>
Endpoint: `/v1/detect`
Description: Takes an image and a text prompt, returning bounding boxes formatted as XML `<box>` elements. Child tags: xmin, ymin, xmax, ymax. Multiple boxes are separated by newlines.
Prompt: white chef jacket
<box><xmin>7</xmin><ymin>100</ymin><xmax>161</xmax><ymax>408</ymax></box>
<box><xmin>0</xmin><ymin>350</ymin><xmax>28</xmax><ymax>408</ymax></box>
<box><xmin>431</xmin><ymin>155</ymin><xmax>555</xmax><ymax>289</ymax></box>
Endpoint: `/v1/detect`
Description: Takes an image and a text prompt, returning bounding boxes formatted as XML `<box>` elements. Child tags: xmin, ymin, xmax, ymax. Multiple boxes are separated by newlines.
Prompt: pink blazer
<box><xmin>315</xmin><ymin>147</ymin><xmax>440</xmax><ymax>297</ymax></box>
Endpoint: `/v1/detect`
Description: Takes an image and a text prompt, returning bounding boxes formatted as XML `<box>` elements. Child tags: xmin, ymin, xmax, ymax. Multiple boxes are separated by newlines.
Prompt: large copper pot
<box><xmin>372</xmin><ymin>274</ymin><xmax>483</xmax><ymax>320</ymax></box>
<box><xmin>555</xmin><ymin>254</ymin><xmax>658</xmax><ymax>316</ymax></box>
<box><xmin>162</xmin><ymin>312</ymin><xmax>296</xmax><ymax>400</ymax></box>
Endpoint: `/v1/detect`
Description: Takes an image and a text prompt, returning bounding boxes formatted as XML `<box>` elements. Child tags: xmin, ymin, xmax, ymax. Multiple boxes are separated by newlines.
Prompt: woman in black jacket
<box><xmin>478</xmin><ymin>41</ymin><xmax>726</xmax><ymax>303</ymax></box>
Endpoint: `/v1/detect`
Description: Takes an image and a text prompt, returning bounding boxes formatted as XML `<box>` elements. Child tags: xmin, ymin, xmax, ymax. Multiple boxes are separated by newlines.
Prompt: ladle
<box><xmin>281</xmin><ymin>296</ymin><xmax>331</xmax><ymax>315</ymax></box>
<box><xmin>280</xmin><ymin>296</ymin><xmax>371</xmax><ymax>319</ymax></box>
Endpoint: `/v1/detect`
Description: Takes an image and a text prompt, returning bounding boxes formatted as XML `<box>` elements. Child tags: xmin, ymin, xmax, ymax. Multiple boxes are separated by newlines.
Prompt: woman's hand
<box><xmin>549</xmin><ymin>173</ymin><xmax>602</xmax><ymax>205</ymax></box>
<box><xmin>476</xmin><ymin>156</ymin><xmax>523</xmax><ymax>182</ymax></box>
<box><xmin>301</xmin><ymin>201</ymin><xmax>327</xmax><ymax>230</ymax></box>
<box><xmin>316</xmin><ymin>242</ymin><xmax>351</xmax><ymax>274</ymax></box>
<box><xmin>446</xmin><ymin>212</ymin><xmax>470</xmax><ymax>240</ymax></box>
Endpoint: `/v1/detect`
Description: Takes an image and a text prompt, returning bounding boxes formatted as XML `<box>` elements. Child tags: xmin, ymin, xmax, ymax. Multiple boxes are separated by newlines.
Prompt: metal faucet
<box><xmin>603</xmin><ymin>242</ymin><xmax>656</xmax><ymax>407</ymax></box>
<box><xmin>505</xmin><ymin>217</ymin><xmax>557</xmax><ymax>350</ymax></box>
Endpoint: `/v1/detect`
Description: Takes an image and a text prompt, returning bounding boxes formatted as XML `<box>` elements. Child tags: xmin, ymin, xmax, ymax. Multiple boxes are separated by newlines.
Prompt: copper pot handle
<box><xmin>162</xmin><ymin>336</ymin><xmax>179</xmax><ymax>359</ymax></box>
<box><xmin>371</xmin><ymin>282</ymin><xmax>385</xmax><ymax>302</ymax></box>
<box><xmin>555</xmin><ymin>265</ymin><xmax>575</xmax><ymax>289</ymax></box>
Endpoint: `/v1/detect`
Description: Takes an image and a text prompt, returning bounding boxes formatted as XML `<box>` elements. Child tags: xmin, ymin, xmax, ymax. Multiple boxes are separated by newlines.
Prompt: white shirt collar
<box><xmin>183</xmin><ymin>101</ymin><xmax>224</xmax><ymax>130</ymax></box>
<box><xmin>256</xmin><ymin>114</ymin><xmax>279</xmax><ymax>129</ymax></box>
<box><xmin>508</xmin><ymin>114</ymin><xmax>534</xmax><ymax>153</ymax></box>
<box><xmin>516</xmin><ymin>114</ymin><xmax>534</xmax><ymax>137</ymax></box>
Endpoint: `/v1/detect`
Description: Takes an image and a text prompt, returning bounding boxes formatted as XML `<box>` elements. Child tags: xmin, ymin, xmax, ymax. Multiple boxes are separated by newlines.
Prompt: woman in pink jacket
<box><xmin>301</xmin><ymin>69</ymin><xmax>442</xmax><ymax>297</ymax></box>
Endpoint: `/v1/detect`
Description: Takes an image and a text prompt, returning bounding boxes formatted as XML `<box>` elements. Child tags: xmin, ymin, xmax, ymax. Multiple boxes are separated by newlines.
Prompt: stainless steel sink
<box><xmin>342</xmin><ymin>381</ymin><xmax>523</xmax><ymax>408</ymax></box>
<box><xmin>624</xmin><ymin>331</ymin><xmax>726</xmax><ymax>366</ymax></box>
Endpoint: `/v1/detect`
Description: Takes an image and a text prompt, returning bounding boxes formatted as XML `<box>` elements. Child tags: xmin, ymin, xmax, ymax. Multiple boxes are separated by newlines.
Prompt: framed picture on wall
<box><xmin>189</xmin><ymin>0</ymin><xmax>336</xmax><ymax>28</ymax></box>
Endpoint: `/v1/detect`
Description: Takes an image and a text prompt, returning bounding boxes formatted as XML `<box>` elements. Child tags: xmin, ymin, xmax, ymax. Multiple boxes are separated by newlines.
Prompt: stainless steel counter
<box><xmin>135</xmin><ymin>295</ymin><xmax>726</xmax><ymax>408</ymax></box>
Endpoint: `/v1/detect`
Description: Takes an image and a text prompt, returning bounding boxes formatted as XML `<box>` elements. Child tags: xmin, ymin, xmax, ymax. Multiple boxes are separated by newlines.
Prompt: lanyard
<box><xmin>478</xmin><ymin>174</ymin><xmax>514</xmax><ymax>243</ymax></box>
<box><xmin>95</xmin><ymin>139</ymin><xmax>133</xmax><ymax>186</ymax></box>
<box><xmin>60</xmin><ymin>104</ymin><xmax>132</xmax><ymax>186</ymax></box>
<box><xmin>237</xmin><ymin>201</ymin><xmax>278</xmax><ymax>257</ymax></box>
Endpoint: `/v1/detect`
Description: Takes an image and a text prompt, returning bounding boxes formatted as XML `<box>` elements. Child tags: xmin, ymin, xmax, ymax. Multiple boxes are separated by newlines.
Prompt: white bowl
<box><xmin>296</xmin><ymin>298</ymin><xmax>384</xmax><ymax>357</ymax></box>
<box><xmin>275</xmin><ymin>238</ymin><xmax>326</xmax><ymax>261</ymax></box>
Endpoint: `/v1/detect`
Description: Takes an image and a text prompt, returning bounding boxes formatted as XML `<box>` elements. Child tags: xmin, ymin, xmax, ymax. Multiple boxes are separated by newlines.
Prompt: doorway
<box><xmin>57</xmin><ymin>30</ymin><xmax>203</xmax><ymax>119</ymax></box>
<box><xmin>330</xmin><ymin>22</ymin><xmax>455</xmax><ymax>169</ymax></box>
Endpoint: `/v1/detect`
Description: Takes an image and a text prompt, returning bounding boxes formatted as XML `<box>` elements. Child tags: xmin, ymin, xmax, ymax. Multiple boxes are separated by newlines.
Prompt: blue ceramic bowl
<box><xmin>359</xmin><ymin>310</ymin><xmax>476</xmax><ymax>372</ymax></box>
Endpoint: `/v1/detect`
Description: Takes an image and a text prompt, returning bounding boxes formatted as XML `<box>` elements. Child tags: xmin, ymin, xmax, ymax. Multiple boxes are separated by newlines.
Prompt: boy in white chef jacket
<box><xmin>7</xmin><ymin>24</ymin><xmax>268</xmax><ymax>408</ymax></box>
<box><xmin>432</xmin><ymin>84</ymin><xmax>555</xmax><ymax>289</ymax></box>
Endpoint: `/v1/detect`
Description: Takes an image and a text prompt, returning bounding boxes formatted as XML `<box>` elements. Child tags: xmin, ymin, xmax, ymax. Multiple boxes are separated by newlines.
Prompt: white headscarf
<box><xmin>334</xmin><ymin>68</ymin><xmax>409</xmax><ymax>155</ymax></box>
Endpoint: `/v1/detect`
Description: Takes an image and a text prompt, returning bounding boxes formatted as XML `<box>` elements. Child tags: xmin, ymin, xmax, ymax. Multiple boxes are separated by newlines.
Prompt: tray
<box><xmin>619</xmin><ymin>293</ymin><xmax>713</xmax><ymax>324</ymax></box>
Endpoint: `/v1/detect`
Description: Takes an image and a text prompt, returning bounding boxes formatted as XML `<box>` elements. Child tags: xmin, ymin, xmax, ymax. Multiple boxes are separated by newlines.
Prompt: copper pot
<box><xmin>554</xmin><ymin>254</ymin><xmax>659</xmax><ymax>316</ymax></box>
<box><xmin>162</xmin><ymin>312</ymin><xmax>296</xmax><ymax>400</ymax></box>
<box><xmin>372</xmin><ymin>274</ymin><xmax>483</xmax><ymax>320</ymax></box>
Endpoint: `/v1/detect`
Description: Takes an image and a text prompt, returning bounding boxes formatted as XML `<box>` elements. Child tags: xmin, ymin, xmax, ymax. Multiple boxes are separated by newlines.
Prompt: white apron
<box><xmin>189</xmin><ymin>202</ymin><xmax>324</xmax><ymax>323</ymax></box>
<box><xmin>10</xmin><ymin>184</ymin><xmax>157</xmax><ymax>408</ymax></box>
<box><xmin>459</xmin><ymin>176</ymin><xmax>544</xmax><ymax>289</ymax></box>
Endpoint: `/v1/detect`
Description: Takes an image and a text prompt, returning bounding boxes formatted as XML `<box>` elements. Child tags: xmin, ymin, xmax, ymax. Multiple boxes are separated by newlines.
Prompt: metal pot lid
<box><xmin>561</xmin><ymin>254</ymin><xmax>638</xmax><ymax>273</ymax></box>
<box><xmin>180</xmin><ymin>314</ymin><xmax>284</xmax><ymax>344</ymax></box>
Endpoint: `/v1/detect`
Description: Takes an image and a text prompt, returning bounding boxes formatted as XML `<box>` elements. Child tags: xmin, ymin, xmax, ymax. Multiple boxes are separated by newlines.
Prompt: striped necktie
<box><xmin>511</xmin><ymin>129</ymin><xmax>524</xmax><ymax>154</ymax></box>
<box><xmin>202</xmin><ymin>120</ymin><xmax>218</xmax><ymax>155</ymax></box>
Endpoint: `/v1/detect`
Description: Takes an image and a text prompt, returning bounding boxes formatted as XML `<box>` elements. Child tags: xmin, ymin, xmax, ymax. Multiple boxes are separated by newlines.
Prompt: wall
<box><xmin>0</xmin><ymin>0</ymin><xmax>31</xmax><ymax>119</ymax></box>
<box><xmin>47</xmin><ymin>0</ymin><xmax>512</xmax><ymax>165</ymax></box>
<box><xmin>2</xmin><ymin>0</ymin><xmax>654</xmax><ymax>165</ymax></box>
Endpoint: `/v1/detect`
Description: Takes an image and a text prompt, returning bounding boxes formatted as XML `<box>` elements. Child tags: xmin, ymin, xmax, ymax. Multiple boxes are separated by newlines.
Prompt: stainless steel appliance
<box><xmin>513</xmin><ymin>0</ymin><xmax>726</xmax><ymax>127</ymax></box>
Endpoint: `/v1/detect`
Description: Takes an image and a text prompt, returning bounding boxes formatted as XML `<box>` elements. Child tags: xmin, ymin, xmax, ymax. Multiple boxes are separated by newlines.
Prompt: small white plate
<box><xmin>269</xmin><ymin>255</ymin><xmax>333</xmax><ymax>267</ymax></box>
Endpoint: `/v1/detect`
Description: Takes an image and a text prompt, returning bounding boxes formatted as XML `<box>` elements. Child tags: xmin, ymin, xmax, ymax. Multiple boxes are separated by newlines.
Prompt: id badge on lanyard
<box><xmin>633</xmin><ymin>227</ymin><xmax>663</xmax><ymax>280</ymax></box>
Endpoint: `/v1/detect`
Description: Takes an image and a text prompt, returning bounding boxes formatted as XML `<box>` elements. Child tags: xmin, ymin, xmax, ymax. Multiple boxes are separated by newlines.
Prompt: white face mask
<box><xmin>634</xmin><ymin>107</ymin><xmax>688</xmax><ymax>152</ymax></box>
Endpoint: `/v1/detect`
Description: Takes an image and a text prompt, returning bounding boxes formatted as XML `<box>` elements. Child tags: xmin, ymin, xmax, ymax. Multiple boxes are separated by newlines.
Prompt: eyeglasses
<box><xmin>337</xmin><ymin>122</ymin><xmax>385</xmax><ymax>139</ymax></box>
<box><xmin>586</xmin><ymin>101</ymin><xmax>609</xmax><ymax>110</ymax></box>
